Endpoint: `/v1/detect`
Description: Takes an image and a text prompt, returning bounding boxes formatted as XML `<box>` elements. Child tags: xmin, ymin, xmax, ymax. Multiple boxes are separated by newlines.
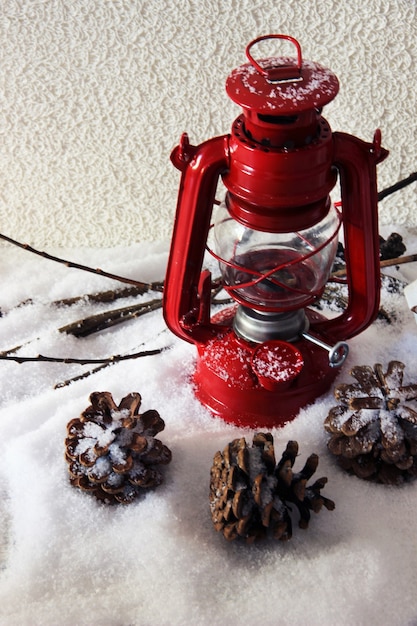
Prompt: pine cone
<box><xmin>65</xmin><ymin>391</ymin><xmax>172</xmax><ymax>504</ymax></box>
<box><xmin>379</xmin><ymin>232</ymin><xmax>406</xmax><ymax>261</ymax></box>
<box><xmin>325</xmin><ymin>361</ymin><xmax>417</xmax><ymax>484</ymax></box>
<box><xmin>209</xmin><ymin>433</ymin><xmax>335</xmax><ymax>543</ymax></box>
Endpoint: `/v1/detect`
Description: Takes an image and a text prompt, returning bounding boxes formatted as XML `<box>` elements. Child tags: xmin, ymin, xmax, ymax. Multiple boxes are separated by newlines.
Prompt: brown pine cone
<box><xmin>325</xmin><ymin>361</ymin><xmax>417</xmax><ymax>484</ymax></box>
<box><xmin>209</xmin><ymin>433</ymin><xmax>335</xmax><ymax>543</ymax></box>
<box><xmin>65</xmin><ymin>391</ymin><xmax>172</xmax><ymax>504</ymax></box>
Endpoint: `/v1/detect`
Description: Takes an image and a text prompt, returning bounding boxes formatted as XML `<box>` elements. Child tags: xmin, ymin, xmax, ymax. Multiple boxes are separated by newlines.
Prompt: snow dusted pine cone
<box><xmin>210</xmin><ymin>433</ymin><xmax>335</xmax><ymax>543</ymax></box>
<box><xmin>65</xmin><ymin>391</ymin><xmax>172</xmax><ymax>504</ymax></box>
<box><xmin>325</xmin><ymin>361</ymin><xmax>417</xmax><ymax>484</ymax></box>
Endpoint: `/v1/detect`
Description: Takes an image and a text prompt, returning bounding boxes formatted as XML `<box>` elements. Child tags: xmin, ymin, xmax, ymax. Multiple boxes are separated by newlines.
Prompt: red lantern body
<box><xmin>163</xmin><ymin>35</ymin><xmax>388</xmax><ymax>427</ymax></box>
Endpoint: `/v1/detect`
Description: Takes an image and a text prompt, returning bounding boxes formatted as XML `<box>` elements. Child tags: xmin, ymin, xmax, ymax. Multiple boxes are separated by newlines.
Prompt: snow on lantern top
<box><xmin>226</xmin><ymin>34</ymin><xmax>339</xmax><ymax>115</ymax></box>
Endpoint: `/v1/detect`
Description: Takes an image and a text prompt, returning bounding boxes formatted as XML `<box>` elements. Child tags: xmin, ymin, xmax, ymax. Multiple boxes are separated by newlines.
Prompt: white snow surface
<box><xmin>0</xmin><ymin>228</ymin><xmax>416</xmax><ymax>626</ymax></box>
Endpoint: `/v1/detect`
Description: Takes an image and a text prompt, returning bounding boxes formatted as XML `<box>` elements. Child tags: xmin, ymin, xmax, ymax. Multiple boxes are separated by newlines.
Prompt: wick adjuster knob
<box><xmin>251</xmin><ymin>340</ymin><xmax>304</xmax><ymax>391</ymax></box>
<box><xmin>301</xmin><ymin>332</ymin><xmax>349</xmax><ymax>368</ymax></box>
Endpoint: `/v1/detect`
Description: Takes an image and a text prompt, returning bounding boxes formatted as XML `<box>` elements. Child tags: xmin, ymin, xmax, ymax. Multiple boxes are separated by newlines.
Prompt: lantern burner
<box><xmin>232</xmin><ymin>307</ymin><xmax>308</xmax><ymax>343</ymax></box>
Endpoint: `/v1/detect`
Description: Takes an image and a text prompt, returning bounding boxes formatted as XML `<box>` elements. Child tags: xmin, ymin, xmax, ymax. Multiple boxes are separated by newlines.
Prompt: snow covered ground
<box><xmin>0</xmin><ymin>227</ymin><xmax>416</xmax><ymax>626</ymax></box>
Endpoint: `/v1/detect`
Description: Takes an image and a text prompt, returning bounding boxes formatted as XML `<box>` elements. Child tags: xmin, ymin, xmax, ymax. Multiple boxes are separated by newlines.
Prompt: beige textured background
<box><xmin>0</xmin><ymin>0</ymin><xmax>416</xmax><ymax>247</ymax></box>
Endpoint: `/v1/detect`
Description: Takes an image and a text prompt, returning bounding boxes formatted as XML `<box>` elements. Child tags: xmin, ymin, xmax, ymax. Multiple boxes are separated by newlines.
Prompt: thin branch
<box><xmin>377</xmin><ymin>172</ymin><xmax>417</xmax><ymax>202</ymax></box>
<box><xmin>331</xmin><ymin>253</ymin><xmax>417</xmax><ymax>279</ymax></box>
<box><xmin>0</xmin><ymin>232</ymin><xmax>159</xmax><ymax>289</ymax></box>
<box><xmin>55</xmin><ymin>329</ymin><xmax>171</xmax><ymax>388</ymax></box>
<box><xmin>54</xmin><ymin>283</ymin><xmax>163</xmax><ymax>307</ymax></box>
<box><xmin>0</xmin><ymin>298</ymin><xmax>164</xmax><ymax>356</ymax></box>
<box><xmin>58</xmin><ymin>298</ymin><xmax>162</xmax><ymax>337</ymax></box>
<box><xmin>55</xmin><ymin>361</ymin><xmax>116</xmax><ymax>388</ymax></box>
<box><xmin>380</xmin><ymin>253</ymin><xmax>417</xmax><ymax>268</ymax></box>
<box><xmin>0</xmin><ymin>347</ymin><xmax>166</xmax><ymax>365</ymax></box>
<box><xmin>0</xmin><ymin>338</ymin><xmax>36</xmax><ymax>358</ymax></box>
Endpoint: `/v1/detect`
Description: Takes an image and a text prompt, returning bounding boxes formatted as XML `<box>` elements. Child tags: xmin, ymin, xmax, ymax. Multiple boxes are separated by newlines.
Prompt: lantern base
<box><xmin>193</xmin><ymin>309</ymin><xmax>341</xmax><ymax>428</ymax></box>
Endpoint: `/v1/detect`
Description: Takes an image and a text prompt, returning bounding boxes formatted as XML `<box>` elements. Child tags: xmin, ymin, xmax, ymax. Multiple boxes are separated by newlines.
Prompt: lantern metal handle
<box><xmin>164</xmin><ymin>134</ymin><xmax>230</xmax><ymax>344</ymax></box>
<box><xmin>245</xmin><ymin>34</ymin><xmax>302</xmax><ymax>82</ymax></box>
<box><xmin>311</xmin><ymin>131</ymin><xmax>388</xmax><ymax>343</ymax></box>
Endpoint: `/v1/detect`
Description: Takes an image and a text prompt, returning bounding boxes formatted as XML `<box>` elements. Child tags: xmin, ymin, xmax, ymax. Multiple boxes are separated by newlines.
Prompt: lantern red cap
<box><xmin>226</xmin><ymin>35</ymin><xmax>339</xmax><ymax>114</ymax></box>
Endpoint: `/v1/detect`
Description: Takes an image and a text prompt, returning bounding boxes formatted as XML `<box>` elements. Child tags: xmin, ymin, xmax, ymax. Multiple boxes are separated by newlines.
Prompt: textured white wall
<box><xmin>0</xmin><ymin>0</ymin><xmax>416</xmax><ymax>247</ymax></box>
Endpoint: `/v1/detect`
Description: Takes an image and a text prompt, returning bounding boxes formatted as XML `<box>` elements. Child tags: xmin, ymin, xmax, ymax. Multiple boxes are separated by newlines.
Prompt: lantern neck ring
<box><xmin>233</xmin><ymin>306</ymin><xmax>308</xmax><ymax>344</ymax></box>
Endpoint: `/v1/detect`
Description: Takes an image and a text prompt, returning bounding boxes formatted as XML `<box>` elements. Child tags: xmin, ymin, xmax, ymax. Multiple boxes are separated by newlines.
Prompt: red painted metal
<box><xmin>163</xmin><ymin>34</ymin><xmax>388</xmax><ymax>427</ymax></box>
<box><xmin>245</xmin><ymin>35</ymin><xmax>303</xmax><ymax>82</ymax></box>
<box><xmin>229</xmin><ymin>34</ymin><xmax>339</xmax><ymax>114</ymax></box>
<box><xmin>194</xmin><ymin>315</ymin><xmax>339</xmax><ymax>428</ymax></box>
<box><xmin>192</xmin><ymin>307</ymin><xmax>340</xmax><ymax>428</ymax></box>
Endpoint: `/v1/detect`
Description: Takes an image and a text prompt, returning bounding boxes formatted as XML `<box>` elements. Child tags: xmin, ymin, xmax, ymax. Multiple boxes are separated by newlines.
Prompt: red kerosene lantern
<box><xmin>163</xmin><ymin>34</ymin><xmax>388</xmax><ymax>427</ymax></box>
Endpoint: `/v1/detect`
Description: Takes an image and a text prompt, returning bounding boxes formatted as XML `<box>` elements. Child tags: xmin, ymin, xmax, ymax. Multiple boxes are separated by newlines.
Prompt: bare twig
<box><xmin>54</xmin><ymin>283</ymin><xmax>163</xmax><ymax>307</ymax></box>
<box><xmin>377</xmin><ymin>172</ymin><xmax>417</xmax><ymax>202</ymax></box>
<box><xmin>0</xmin><ymin>298</ymin><xmax>164</xmax><ymax>356</ymax></box>
<box><xmin>0</xmin><ymin>347</ymin><xmax>166</xmax><ymax>365</ymax></box>
<box><xmin>59</xmin><ymin>298</ymin><xmax>163</xmax><ymax>337</ymax></box>
<box><xmin>380</xmin><ymin>253</ymin><xmax>417</xmax><ymax>268</ymax></box>
<box><xmin>55</xmin><ymin>361</ymin><xmax>116</xmax><ymax>388</ymax></box>
<box><xmin>331</xmin><ymin>253</ymin><xmax>417</xmax><ymax>279</ymax></box>
<box><xmin>0</xmin><ymin>339</ymin><xmax>36</xmax><ymax>358</ymax></box>
<box><xmin>0</xmin><ymin>232</ymin><xmax>157</xmax><ymax>289</ymax></box>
